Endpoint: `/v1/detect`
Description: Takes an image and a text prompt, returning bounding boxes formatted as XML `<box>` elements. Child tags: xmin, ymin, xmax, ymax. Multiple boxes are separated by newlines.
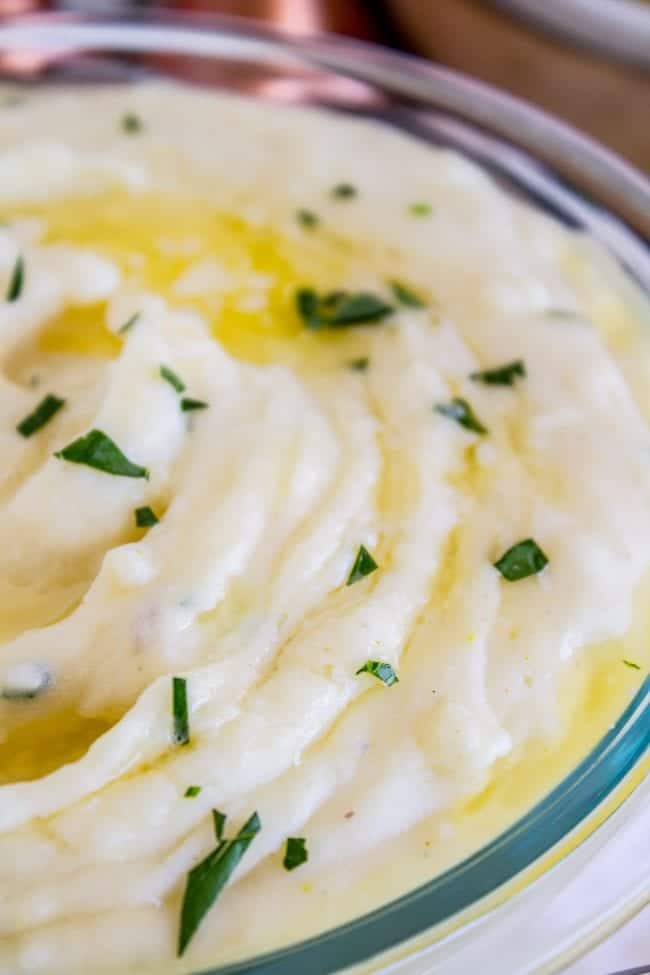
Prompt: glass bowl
<box><xmin>488</xmin><ymin>0</ymin><xmax>650</xmax><ymax>69</ymax></box>
<box><xmin>0</xmin><ymin>13</ymin><xmax>647</xmax><ymax>975</ymax></box>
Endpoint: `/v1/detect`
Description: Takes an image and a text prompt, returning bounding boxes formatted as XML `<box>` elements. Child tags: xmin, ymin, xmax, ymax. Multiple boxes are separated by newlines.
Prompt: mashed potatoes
<box><xmin>0</xmin><ymin>85</ymin><xmax>647</xmax><ymax>975</ymax></box>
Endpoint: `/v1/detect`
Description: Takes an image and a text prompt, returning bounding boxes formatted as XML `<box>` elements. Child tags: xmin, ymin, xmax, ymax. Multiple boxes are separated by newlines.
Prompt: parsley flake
<box><xmin>185</xmin><ymin>785</ymin><xmax>202</xmax><ymax>798</ymax></box>
<box><xmin>181</xmin><ymin>397</ymin><xmax>208</xmax><ymax>413</ymax></box>
<box><xmin>160</xmin><ymin>365</ymin><xmax>186</xmax><ymax>394</ymax></box>
<box><xmin>348</xmin><ymin>356</ymin><xmax>369</xmax><ymax>372</ymax></box>
<box><xmin>178</xmin><ymin>811</ymin><xmax>260</xmax><ymax>956</ymax></box>
<box><xmin>494</xmin><ymin>539</ymin><xmax>548</xmax><ymax>581</ymax></box>
<box><xmin>212</xmin><ymin>810</ymin><xmax>227</xmax><ymax>842</ymax></box>
<box><xmin>296</xmin><ymin>209</ymin><xmax>319</xmax><ymax>229</ymax></box>
<box><xmin>347</xmin><ymin>544</ymin><xmax>378</xmax><ymax>586</ymax></box>
<box><xmin>135</xmin><ymin>506</ymin><xmax>159</xmax><ymax>528</ymax></box>
<box><xmin>6</xmin><ymin>254</ymin><xmax>24</xmax><ymax>301</ymax></box>
<box><xmin>55</xmin><ymin>429</ymin><xmax>149</xmax><ymax>479</ymax></box>
<box><xmin>331</xmin><ymin>183</ymin><xmax>357</xmax><ymax>199</ymax></box>
<box><xmin>122</xmin><ymin>112</ymin><xmax>143</xmax><ymax>134</ymax></box>
<box><xmin>172</xmin><ymin>676</ymin><xmax>190</xmax><ymax>746</ymax></box>
<box><xmin>118</xmin><ymin>312</ymin><xmax>140</xmax><ymax>335</ymax></box>
<box><xmin>391</xmin><ymin>281</ymin><xmax>425</xmax><ymax>308</ymax></box>
<box><xmin>435</xmin><ymin>398</ymin><xmax>487</xmax><ymax>435</ymax></box>
<box><xmin>355</xmin><ymin>660</ymin><xmax>399</xmax><ymax>686</ymax></box>
<box><xmin>622</xmin><ymin>659</ymin><xmax>641</xmax><ymax>671</ymax></box>
<box><xmin>296</xmin><ymin>288</ymin><xmax>393</xmax><ymax>330</ymax></box>
<box><xmin>17</xmin><ymin>394</ymin><xmax>65</xmax><ymax>438</ymax></box>
<box><xmin>409</xmin><ymin>202</ymin><xmax>432</xmax><ymax>217</ymax></box>
<box><xmin>470</xmin><ymin>360</ymin><xmax>526</xmax><ymax>387</ymax></box>
<box><xmin>284</xmin><ymin>837</ymin><xmax>308</xmax><ymax>871</ymax></box>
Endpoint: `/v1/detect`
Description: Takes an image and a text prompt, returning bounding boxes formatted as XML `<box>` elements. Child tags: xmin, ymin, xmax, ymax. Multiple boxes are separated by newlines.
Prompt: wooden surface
<box><xmin>385</xmin><ymin>0</ymin><xmax>650</xmax><ymax>173</ymax></box>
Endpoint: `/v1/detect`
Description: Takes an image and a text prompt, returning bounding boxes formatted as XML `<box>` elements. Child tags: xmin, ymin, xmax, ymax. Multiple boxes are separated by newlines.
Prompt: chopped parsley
<box><xmin>135</xmin><ymin>506</ymin><xmax>159</xmax><ymax>528</ymax></box>
<box><xmin>348</xmin><ymin>356</ymin><xmax>370</xmax><ymax>372</ymax></box>
<box><xmin>16</xmin><ymin>394</ymin><xmax>65</xmax><ymax>438</ymax></box>
<box><xmin>181</xmin><ymin>397</ymin><xmax>209</xmax><ymax>413</ymax></box>
<box><xmin>347</xmin><ymin>544</ymin><xmax>378</xmax><ymax>586</ymax></box>
<box><xmin>409</xmin><ymin>202</ymin><xmax>432</xmax><ymax>217</ymax></box>
<box><xmin>212</xmin><ymin>810</ymin><xmax>227</xmax><ymax>842</ymax></box>
<box><xmin>160</xmin><ymin>365</ymin><xmax>186</xmax><ymax>394</ymax></box>
<box><xmin>185</xmin><ymin>785</ymin><xmax>202</xmax><ymax>798</ymax></box>
<box><xmin>494</xmin><ymin>539</ymin><xmax>548</xmax><ymax>581</ymax></box>
<box><xmin>118</xmin><ymin>312</ymin><xmax>140</xmax><ymax>335</ymax></box>
<box><xmin>283</xmin><ymin>837</ymin><xmax>309</xmax><ymax>871</ymax></box>
<box><xmin>55</xmin><ymin>429</ymin><xmax>149</xmax><ymax>479</ymax></box>
<box><xmin>122</xmin><ymin>112</ymin><xmax>143</xmax><ymax>134</ymax></box>
<box><xmin>470</xmin><ymin>360</ymin><xmax>526</xmax><ymax>386</ymax></box>
<box><xmin>622</xmin><ymin>659</ymin><xmax>641</xmax><ymax>671</ymax></box>
<box><xmin>296</xmin><ymin>209</ymin><xmax>319</xmax><ymax>229</ymax></box>
<box><xmin>355</xmin><ymin>660</ymin><xmax>399</xmax><ymax>686</ymax></box>
<box><xmin>296</xmin><ymin>288</ymin><xmax>393</xmax><ymax>330</ymax></box>
<box><xmin>435</xmin><ymin>398</ymin><xmax>487</xmax><ymax>435</ymax></box>
<box><xmin>331</xmin><ymin>183</ymin><xmax>357</xmax><ymax>199</ymax></box>
<box><xmin>178</xmin><ymin>811</ymin><xmax>261</xmax><ymax>956</ymax></box>
<box><xmin>6</xmin><ymin>254</ymin><xmax>24</xmax><ymax>301</ymax></box>
<box><xmin>172</xmin><ymin>676</ymin><xmax>190</xmax><ymax>746</ymax></box>
<box><xmin>391</xmin><ymin>281</ymin><xmax>425</xmax><ymax>308</ymax></box>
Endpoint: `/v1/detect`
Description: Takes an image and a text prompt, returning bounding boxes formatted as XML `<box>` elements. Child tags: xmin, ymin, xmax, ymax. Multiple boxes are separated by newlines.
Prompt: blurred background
<box><xmin>5</xmin><ymin>0</ymin><xmax>649</xmax><ymax>172</ymax></box>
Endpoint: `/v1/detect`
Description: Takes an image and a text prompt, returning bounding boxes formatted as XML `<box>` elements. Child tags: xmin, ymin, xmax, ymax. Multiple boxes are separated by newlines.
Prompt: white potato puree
<box><xmin>0</xmin><ymin>85</ymin><xmax>648</xmax><ymax>975</ymax></box>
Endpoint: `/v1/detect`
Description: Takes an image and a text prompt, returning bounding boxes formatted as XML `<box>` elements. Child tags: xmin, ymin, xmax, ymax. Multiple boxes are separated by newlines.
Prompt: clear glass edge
<box><xmin>197</xmin><ymin>680</ymin><xmax>650</xmax><ymax>975</ymax></box>
<box><xmin>487</xmin><ymin>0</ymin><xmax>650</xmax><ymax>70</ymax></box>
<box><xmin>0</xmin><ymin>15</ymin><xmax>646</xmax><ymax>974</ymax></box>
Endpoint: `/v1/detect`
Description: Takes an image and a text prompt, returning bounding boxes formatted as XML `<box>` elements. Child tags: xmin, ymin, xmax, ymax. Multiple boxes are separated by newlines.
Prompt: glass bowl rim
<box><xmin>0</xmin><ymin>14</ymin><xmax>647</xmax><ymax>975</ymax></box>
<box><xmin>486</xmin><ymin>0</ymin><xmax>650</xmax><ymax>69</ymax></box>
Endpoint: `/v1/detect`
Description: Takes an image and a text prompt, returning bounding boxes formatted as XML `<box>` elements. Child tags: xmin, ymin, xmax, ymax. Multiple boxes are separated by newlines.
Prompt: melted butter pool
<box><xmin>13</xmin><ymin>189</ymin><xmax>353</xmax><ymax>364</ymax></box>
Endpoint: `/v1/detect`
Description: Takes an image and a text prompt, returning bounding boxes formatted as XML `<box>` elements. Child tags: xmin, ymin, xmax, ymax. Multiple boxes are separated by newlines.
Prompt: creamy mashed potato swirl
<box><xmin>0</xmin><ymin>86</ymin><xmax>648</xmax><ymax>975</ymax></box>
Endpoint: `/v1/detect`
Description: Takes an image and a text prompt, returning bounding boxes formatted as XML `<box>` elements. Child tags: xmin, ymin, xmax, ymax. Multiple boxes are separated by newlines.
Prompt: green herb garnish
<box><xmin>331</xmin><ymin>183</ymin><xmax>357</xmax><ymax>200</ymax></box>
<box><xmin>470</xmin><ymin>360</ymin><xmax>526</xmax><ymax>386</ymax></box>
<box><xmin>55</xmin><ymin>429</ymin><xmax>149</xmax><ymax>479</ymax></box>
<box><xmin>212</xmin><ymin>810</ymin><xmax>227</xmax><ymax>842</ymax></box>
<box><xmin>296</xmin><ymin>288</ymin><xmax>393</xmax><ymax>330</ymax></box>
<box><xmin>17</xmin><ymin>394</ymin><xmax>65</xmax><ymax>438</ymax></box>
<box><xmin>409</xmin><ymin>202</ymin><xmax>432</xmax><ymax>217</ymax></box>
<box><xmin>185</xmin><ymin>786</ymin><xmax>202</xmax><ymax>798</ymax></box>
<box><xmin>347</xmin><ymin>544</ymin><xmax>378</xmax><ymax>586</ymax></box>
<box><xmin>494</xmin><ymin>539</ymin><xmax>548</xmax><ymax>582</ymax></box>
<box><xmin>181</xmin><ymin>397</ymin><xmax>208</xmax><ymax>413</ymax></box>
<box><xmin>296</xmin><ymin>209</ymin><xmax>319</xmax><ymax>229</ymax></box>
<box><xmin>160</xmin><ymin>365</ymin><xmax>186</xmax><ymax>394</ymax></box>
<box><xmin>283</xmin><ymin>837</ymin><xmax>308</xmax><ymax>871</ymax></box>
<box><xmin>435</xmin><ymin>398</ymin><xmax>487</xmax><ymax>435</ymax></box>
<box><xmin>178</xmin><ymin>811</ymin><xmax>261</xmax><ymax>956</ymax></box>
<box><xmin>6</xmin><ymin>254</ymin><xmax>24</xmax><ymax>301</ymax></box>
<box><xmin>355</xmin><ymin>660</ymin><xmax>399</xmax><ymax>686</ymax></box>
<box><xmin>118</xmin><ymin>312</ymin><xmax>140</xmax><ymax>335</ymax></box>
<box><xmin>348</xmin><ymin>357</ymin><xmax>369</xmax><ymax>372</ymax></box>
<box><xmin>135</xmin><ymin>505</ymin><xmax>159</xmax><ymax>528</ymax></box>
<box><xmin>623</xmin><ymin>659</ymin><xmax>641</xmax><ymax>671</ymax></box>
<box><xmin>172</xmin><ymin>676</ymin><xmax>190</xmax><ymax>746</ymax></box>
<box><xmin>122</xmin><ymin>112</ymin><xmax>143</xmax><ymax>134</ymax></box>
<box><xmin>390</xmin><ymin>281</ymin><xmax>425</xmax><ymax>308</ymax></box>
